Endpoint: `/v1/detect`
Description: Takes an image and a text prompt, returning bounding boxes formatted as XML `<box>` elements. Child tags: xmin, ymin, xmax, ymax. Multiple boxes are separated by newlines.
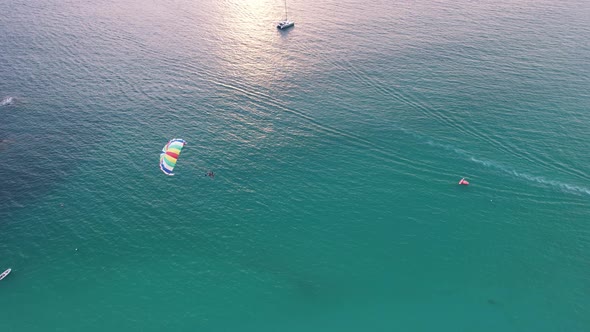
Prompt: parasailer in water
<box><xmin>459</xmin><ymin>178</ymin><xmax>469</xmax><ymax>185</ymax></box>
<box><xmin>160</xmin><ymin>138</ymin><xmax>187</xmax><ymax>176</ymax></box>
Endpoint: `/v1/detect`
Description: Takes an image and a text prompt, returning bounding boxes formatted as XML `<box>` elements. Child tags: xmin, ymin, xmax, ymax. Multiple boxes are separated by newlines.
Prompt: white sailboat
<box><xmin>277</xmin><ymin>0</ymin><xmax>294</xmax><ymax>30</ymax></box>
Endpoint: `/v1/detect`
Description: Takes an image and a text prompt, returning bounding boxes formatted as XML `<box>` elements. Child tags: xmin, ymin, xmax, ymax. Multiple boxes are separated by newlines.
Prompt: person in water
<box><xmin>206</xmin><ymin>171</ymin><xmax>215</xmax><ymax>178</ymax></box>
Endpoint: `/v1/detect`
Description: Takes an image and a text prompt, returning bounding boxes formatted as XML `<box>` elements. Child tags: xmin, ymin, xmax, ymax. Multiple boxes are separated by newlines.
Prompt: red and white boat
<box><xmin>459</xmin><ymin>178</ymin><xmax>469</xmax><ymax>185</ymax></box>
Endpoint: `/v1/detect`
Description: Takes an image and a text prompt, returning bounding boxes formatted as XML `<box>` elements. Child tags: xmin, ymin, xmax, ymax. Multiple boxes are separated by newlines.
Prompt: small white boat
<box><xmin>0</xmin><ymin>268</ymin><xmax>11</xmax><ymax>281</ymax></box>
<box><xmin>277</xmin><ymin>0</ymin><xmax>294</xmax><ymax>30</ymax></box>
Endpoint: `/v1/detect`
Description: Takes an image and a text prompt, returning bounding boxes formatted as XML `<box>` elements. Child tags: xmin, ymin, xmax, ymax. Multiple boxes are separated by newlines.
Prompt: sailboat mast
<box><xmin>284</xmin><ymin>0</ymin><xmax>288</xmax><ymax>20</ymax></box>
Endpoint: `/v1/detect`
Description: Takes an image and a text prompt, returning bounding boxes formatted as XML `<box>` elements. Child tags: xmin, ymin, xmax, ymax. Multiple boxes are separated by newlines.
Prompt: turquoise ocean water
<box><xmin>1</xmin><ymin>0</ymin><xmax>589</xmax><ymax>330</ymax></box>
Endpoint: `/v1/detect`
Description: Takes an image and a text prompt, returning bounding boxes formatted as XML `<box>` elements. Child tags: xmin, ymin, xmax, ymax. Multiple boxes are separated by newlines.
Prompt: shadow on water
<box><xmin>278</xmin><ymin>27</ymin><xmax>295</xmax><ymax>38</ymax></box>
<box><xmin>0</xmin><ymin>139</ymin><xmax>12</xmax><ymax>151</ymax></box>
<box><xmin>225</xmin><ymin>245</ymin><xmax>323</xmax><ymax>301</ymax></box>
<box><xmin>0</xmin><ymin>102</ymin><xmax>109</xmax><ymax>221</ymax></box>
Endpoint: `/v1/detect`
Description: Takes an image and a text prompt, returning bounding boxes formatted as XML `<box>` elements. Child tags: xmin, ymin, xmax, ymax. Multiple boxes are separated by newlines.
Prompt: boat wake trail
<box><xmin>211</xmin><ymin>80</ymin><xmax>447</xmax><ymax>178</ymax></box>
<box><xmin>425</xmin><ymin>140</ymin><xmax>590</xmax><ymax>197</ymax></box>
<box><xmin>469</xmin><ymin>156</ymin><xmax>590</xmax><ymax>197</ymax></box>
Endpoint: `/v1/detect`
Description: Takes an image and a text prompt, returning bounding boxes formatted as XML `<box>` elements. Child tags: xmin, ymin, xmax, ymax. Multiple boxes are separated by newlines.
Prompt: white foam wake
<box><xmin>469</xmin><ymin>156</ymin><xmax>590</xmax><ymax>196</ymax></box>
<box><xmin>1</xmin><ymin>96</ymin><xmax>14</xmax><ymax>106</ymax></box>
<box><xmin>424</xmin><ymin>139</ymin><xmax>590</xmax><ymax>196</ymax></box>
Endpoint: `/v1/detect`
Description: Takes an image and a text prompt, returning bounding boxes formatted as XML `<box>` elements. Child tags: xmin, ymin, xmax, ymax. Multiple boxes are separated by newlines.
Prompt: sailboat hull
<box><xmin>277</xmin><ymin>21</ymin><xmax>294</xmax><ymax>29</ymax></box>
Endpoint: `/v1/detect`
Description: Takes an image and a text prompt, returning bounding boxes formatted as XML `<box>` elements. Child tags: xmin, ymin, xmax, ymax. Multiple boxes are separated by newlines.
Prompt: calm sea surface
<box><xmin>1</xmin><ymin>0</ymin><xmax>589</xmax><ymax>330</ymax></box>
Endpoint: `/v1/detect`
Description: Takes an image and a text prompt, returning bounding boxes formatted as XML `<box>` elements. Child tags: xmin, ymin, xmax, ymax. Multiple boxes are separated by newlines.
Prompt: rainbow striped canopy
<box><xmin>160</xmin><ymin>138</ymin><xmax>186</xmax><ymax>176</ymax></box>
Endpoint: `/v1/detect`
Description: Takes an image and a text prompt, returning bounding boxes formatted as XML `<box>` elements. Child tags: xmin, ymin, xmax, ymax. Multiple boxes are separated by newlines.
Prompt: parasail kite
<box><xmin>160</xmin><ymin>138</ymin><xmax>187</xmax><ymax>176</ymax></box>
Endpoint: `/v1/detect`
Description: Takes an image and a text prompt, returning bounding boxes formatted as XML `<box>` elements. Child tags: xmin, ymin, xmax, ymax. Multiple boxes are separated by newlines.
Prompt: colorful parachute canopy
<box><xmin>160</xmin><ymin>138</ymin><xmax>187</xmax><ymax>176</ymax></box>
